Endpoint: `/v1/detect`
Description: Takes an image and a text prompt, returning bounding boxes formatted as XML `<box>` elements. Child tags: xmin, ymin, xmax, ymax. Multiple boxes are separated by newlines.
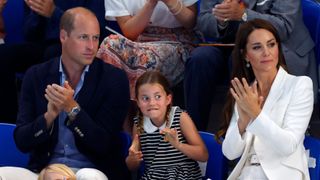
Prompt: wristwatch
<box><xmin>242</xmin><ymin>10</ymin><xmax>247</xmax><ymax>22</ymax></box>
<box><xmin>68</xmin><ymin>105</ymin><xmax>81</xmax><ymax>121</ymax></box>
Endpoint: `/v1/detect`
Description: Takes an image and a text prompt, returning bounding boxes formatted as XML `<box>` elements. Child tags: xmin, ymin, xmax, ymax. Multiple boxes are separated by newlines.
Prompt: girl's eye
<box><xmin>155</xmin><ymin>95</ymin><xmax>161</xmax><ymax>100</ymax></box>
<box><xmin>142</xmin><ymin>96</ymin><xmax>149</xmax><ymax>101</ymax></box>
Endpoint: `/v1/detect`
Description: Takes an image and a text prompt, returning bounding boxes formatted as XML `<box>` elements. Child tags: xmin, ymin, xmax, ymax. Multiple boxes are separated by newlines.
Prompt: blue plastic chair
<box><xmin>199</xmin><ymin>131</ymin><xmax>228</xmax><ymax>180</ymax></box>
<box><xmin>302</xmin><ymin>0</ymin><xmax>320</xmax><ymax>95</ymax></box>
<box><xmin>2</xmin><ymin>0</ymin><xmax>25</xmax><ymax>44</ymax></box>
<box><xmin>302</xmin><ymin>0</ymin><xmax>320</xmax><ymax>61</ymax></box>
<box><xmin>0</xmin><ymin>123</ymin><xmax>28</xmax><ymax>167</ymax></box>
<box><xmin>304</xmin><ymin>135</ymin><xmax>320</xmax><ymax>180</ymax></box>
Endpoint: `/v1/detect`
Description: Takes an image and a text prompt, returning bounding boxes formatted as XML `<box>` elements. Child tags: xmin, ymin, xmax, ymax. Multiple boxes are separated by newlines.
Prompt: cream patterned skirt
<box><xmin>97</xmin><ymin>26</ymin><xmax>202</xmax><ymax>99</ymax></box>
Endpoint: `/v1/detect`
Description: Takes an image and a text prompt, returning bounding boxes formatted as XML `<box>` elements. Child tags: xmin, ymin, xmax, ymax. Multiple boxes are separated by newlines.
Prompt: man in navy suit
<box><xmin>0</xmin><ymin>0</ymin><xmax>108</xmax><ymax>123</ymax></box>
<box><xmin>0</xmin><ymin>7</ymin><xmax>130</xmax><ymax>180</ymax></box>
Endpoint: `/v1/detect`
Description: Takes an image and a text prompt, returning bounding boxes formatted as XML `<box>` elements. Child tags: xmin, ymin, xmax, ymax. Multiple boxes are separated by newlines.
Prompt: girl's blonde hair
<box><xmin>38</xmin><ymin>163</ymin><xmax>76</xmax><ymax>180</ymax></box>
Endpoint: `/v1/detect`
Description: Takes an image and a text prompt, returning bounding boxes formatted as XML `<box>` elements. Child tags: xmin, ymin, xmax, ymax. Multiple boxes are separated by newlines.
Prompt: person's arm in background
<box><xmin>161</xmin><ymin>0</ymin><xmax>197</xmax><ymax>29</ymax></box>
<box><xmin>244</xmin><ymin>0</ymin><xmax>298</xmax><ymax>41</ymax></box>
<box><xmin>23</xmin><ymin>0</ymin><xmax>64</xmax><ymax>41</ymax></box>
<box><xmin>213</xmin><ymin>0</ymin><xmax>299</xmax><ymax>42</ymax></box>
<box><xmin>0</xmin><ymin>0</ymin><xmax>7</xmax><ymax>40</ymax></box>
<box><xmin>197</xmin><ymin>0</ymin><xmax>232</xmax><ymax>39</ymax></box>
<box><xmin>116</xmin><ymin>0</ymin><xmax>197</xmax><ymax>40</ymax></box>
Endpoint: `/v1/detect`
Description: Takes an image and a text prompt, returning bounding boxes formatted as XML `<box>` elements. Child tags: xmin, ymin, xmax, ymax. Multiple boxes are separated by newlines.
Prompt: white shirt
<box><xmin>105</xmin><ymin>0</ymin><xmax>197</xmax><ymax>28</ymax></box>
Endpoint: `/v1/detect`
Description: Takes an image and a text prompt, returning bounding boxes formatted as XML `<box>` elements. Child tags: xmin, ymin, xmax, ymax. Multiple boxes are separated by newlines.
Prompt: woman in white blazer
<box><xmin>218</xmin><ymin>19</ymin><xmax>314</xmax><ymax>180</ymax></box>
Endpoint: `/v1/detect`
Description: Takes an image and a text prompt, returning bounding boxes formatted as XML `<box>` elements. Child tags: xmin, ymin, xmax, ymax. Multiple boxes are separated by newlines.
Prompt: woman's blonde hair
<box><xmin>38</xmin><ymin>163</ymin><xmax>76</xmax><ymax>180</ymax></box>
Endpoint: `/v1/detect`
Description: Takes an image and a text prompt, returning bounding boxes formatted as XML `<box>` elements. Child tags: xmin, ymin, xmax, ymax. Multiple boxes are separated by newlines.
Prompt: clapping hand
<box><xmin>25</xmin><ymin>0</ymin><xmax>55</xmax><ymax>17</ymax></box>
<box><xmin>230</xmin><ymin>78</ymin><xmax>263</xmax><ymax>120</ymax></box>
<box><xmin>212</xmin><ymin>0</ymin><xmax>244</xmax><ymax>22</ymax></box>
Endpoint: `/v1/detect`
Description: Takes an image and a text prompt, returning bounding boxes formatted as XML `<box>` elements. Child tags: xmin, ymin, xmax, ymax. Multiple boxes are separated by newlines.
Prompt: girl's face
<box><xmin>136</xmin><ymin>83</ymin><xmax>172</xmax><ymax>125</ymax></box>
<box><xmin>245</xmin><ymin>29</ymin><xmax>279</xmax><ymax>76</ymax></box>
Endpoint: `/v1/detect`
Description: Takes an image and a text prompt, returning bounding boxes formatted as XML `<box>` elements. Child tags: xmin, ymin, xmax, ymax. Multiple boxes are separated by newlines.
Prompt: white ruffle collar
<box><xmin>143</xmin><ymin>106</ymin><xmax>177</xmax><ymax>133</ymax></box>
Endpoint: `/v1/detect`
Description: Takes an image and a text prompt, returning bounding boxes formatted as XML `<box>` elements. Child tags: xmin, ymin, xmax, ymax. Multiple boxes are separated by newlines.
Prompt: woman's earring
<box><xmin>246</xmin><ymin>61</ymin><xmax>250</xmax><ymax>68</ymax></box>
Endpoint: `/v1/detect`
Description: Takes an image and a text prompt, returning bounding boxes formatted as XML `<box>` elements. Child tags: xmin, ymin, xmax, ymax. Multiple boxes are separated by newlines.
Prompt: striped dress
<box><xmin>135</xmin><ymin>106</ymin><xmax>202</xmax><ymax>180</ymax></box>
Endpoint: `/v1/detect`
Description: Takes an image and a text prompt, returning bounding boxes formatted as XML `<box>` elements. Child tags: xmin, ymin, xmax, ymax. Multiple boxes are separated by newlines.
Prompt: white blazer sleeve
<box><xmin>222</xmin><ymin>106</ymin><xmax>248</xmax><ymax>160</ymax></box>
<box><xmin>246</xmin><ymin>77</ymin><xmax>313</xmax><ymax>156</ymax></box>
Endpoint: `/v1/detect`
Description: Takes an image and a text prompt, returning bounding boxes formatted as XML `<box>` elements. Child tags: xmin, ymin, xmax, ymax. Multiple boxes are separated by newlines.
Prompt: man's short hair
<box><xmin>60</xmin><ymin>7</ymin><xmax>96</xmax><ymax>35</ymax></box>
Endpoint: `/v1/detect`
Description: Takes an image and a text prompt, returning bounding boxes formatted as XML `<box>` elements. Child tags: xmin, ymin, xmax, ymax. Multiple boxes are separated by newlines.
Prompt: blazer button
<box><xmin>47</xmin><ymin>152</ymin><xmax>50</xmax><ymax>157</ymax></box>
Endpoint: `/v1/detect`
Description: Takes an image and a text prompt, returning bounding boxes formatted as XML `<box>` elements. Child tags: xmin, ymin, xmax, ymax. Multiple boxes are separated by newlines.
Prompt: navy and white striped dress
<box><xmin>134</xmin><ymin>106</ymin><xmax>202</xmax><ymax>180</ymax></box>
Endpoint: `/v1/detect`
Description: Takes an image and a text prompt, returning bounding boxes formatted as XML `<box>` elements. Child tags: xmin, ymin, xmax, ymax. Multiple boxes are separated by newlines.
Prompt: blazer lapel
<box><xmin>46</xmin><ymin>58</ymin><xmax>60</xmax><ymax>85</ymax></box>
<box><xmin>261</xmin><ymin>67</ymin><xmax>287</xmax><ymax>118</ymax></box>
<box><xmin>76</xmin><ymin>60</ymin><xmax>99</xmax><ymax>109</ymax></box>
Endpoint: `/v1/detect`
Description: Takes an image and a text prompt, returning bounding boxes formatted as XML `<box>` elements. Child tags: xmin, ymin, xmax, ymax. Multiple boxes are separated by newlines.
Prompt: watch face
<box><xmin>73</xmin><ymin>107</ymin><xmax>81</xmax><ymax>114</ymax></box>
<box><xmin>242</xmin><ymin>12</ymin><xmax>247</xmax><ymax>22</ymax></box>
<box><xmin>70</xmin><ymin>106</ymin><xmax>81</xmax><ymax>117</ymax></box>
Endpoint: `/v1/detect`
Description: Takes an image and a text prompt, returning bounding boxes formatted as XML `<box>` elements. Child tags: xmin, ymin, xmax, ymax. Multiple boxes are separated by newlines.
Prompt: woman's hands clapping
<box><xmin>230</xmin><ymin>78</ymin><xmax>264</xmax><ymax>134</ymax></box>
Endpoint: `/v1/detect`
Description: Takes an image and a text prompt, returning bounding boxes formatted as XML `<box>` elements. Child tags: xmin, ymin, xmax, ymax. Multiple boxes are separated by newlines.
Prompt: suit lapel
<box><xmin>76</xmin><ymin>60</ymin><xmax>99</xmax><ymax>109</ymax></box>
<box><xmin>46</xmin><ymin>58</ymin><xmax>60</xmax><ymax>85</ymax></box>
<box><xmin>261</xmin><ymin>67</ymin><xmax>287</xmax><ymax>116</ymax></box>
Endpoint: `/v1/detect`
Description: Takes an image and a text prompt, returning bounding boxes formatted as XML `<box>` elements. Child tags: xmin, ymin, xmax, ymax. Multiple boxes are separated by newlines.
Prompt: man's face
<box><xmin>61</xmin><ymin>14</ymin><xmax>100</xmax><ymax>66</ymax></box>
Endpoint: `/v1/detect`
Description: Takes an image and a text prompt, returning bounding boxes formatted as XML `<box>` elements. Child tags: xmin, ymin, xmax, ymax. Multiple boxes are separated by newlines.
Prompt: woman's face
<box><xmin>245</xmin><ymin>28</ymin><xmax>279</xmax><ymax>76</ymax></box>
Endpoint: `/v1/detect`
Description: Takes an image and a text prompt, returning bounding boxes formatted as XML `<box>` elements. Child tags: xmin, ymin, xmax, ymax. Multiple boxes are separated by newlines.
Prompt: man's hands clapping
<box><xmin>44</xmin><ymin>81</ymin><xmax>77</xmax><ymax>128</ymax></box>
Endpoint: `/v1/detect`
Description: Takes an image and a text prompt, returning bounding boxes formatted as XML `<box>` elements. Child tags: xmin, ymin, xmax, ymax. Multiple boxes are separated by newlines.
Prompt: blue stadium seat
<box><xmin>302</xmin><ymin>0</ymin><xmax>320</xmax><ymax>93</ymax></box>
<box><xmin>304</xmin><ymin>135</ymin><xmax>320</xmax><ymax>180</ymax></box>
<box><xmin>199</xmin><ymin>131</ymin><xmax>228</xmax><ymax>180</ymax></box>
<box><xmin>2</xmin><ymin>0</ymin><xmax>25</xmax><ymax>44</ymax></box>
<box><xmin>0</xmin><ymin>123</ymin><xmax>28</xmax><ymax>167</ymax></box>
<box><xmin>302</xmin><ymin>0</ymin><xmax>320</xmax><ymax>62</ymax></box>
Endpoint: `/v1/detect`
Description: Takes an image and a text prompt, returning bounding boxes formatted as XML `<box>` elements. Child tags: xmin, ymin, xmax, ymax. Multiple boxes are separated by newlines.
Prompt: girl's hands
<box><xmin>160</xmin><ymin>128</ymin><xmax>181</xmax><ymax>149</ymax></box>
<box><xmin>127</xmin><ymin>134</ymin><xmax>143</xmax><ymax>164</ymax></box>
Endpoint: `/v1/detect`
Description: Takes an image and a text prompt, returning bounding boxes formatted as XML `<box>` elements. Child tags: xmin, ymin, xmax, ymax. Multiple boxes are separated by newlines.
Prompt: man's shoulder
<box><xmin>26</xmin><ymin>57</ymin><xmax>59</xmax><ymax>76</ymax></box>
<box><xmin>92</xmin><ymin>58</ymin><xmax>127</xmax><ymax>77</ymax></box>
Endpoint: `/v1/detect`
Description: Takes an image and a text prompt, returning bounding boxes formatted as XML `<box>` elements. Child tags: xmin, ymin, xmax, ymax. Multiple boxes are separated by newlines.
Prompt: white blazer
<box><xmin>222</xmin><ymin>67</ymin><xmax>314</xmax><ymax>180</ymax></box>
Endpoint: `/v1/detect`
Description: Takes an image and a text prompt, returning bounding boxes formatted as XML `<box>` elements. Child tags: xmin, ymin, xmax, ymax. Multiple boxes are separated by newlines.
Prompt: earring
<box><xmin>246</xmin><ymin>61</ymin><xmax>250</xmax><ymax>68</ymax></box>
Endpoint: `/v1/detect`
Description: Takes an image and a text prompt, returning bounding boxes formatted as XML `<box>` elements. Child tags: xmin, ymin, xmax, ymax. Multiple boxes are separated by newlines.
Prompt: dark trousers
<box><xmin>0</xmin><ymin>42</ymin><xmax>61</xmax><ymax>123</ymax></box>
<box><xmin>184</xmin><ymin>46</ymin><xmax>231</xmax><ymax>131</ymax></box>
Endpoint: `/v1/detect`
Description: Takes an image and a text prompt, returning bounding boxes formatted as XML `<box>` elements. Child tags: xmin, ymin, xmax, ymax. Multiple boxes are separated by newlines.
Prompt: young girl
<box><xmin>126</xmin><ymin>71</ymin><xmax>208</xmax><ymax>179</ymax></box>
<box><xmin>38</xmin><ymin>164</ymin><xmax>76</xmax><ymax>180</ymax></box>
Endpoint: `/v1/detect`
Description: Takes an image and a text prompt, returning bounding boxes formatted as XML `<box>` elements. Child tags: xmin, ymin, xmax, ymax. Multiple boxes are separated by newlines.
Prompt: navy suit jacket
<box><xmin>14</xmin><ymin>57</ymin><xmax>131</xmax><ymax>179</ymax></box>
